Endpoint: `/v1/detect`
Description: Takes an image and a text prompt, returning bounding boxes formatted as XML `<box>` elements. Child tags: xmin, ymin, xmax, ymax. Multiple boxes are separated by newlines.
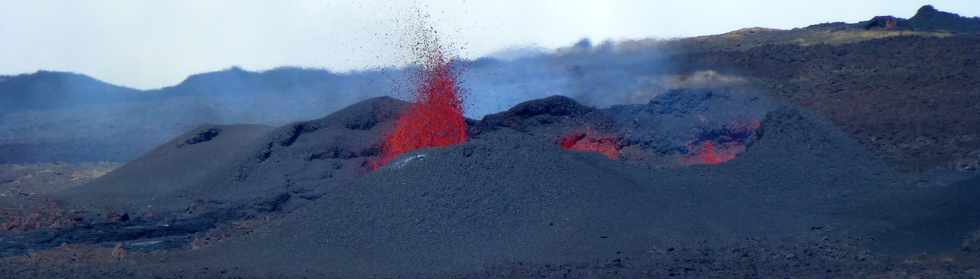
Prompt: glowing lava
<box><xmin>684</xmin><ymin>142</ymin><xmax>744</xmax><ymax>165</ymax></box>
<box><xmin>559</xmin><ymin>130</ymin><xmax>621</xmax><ymax>160</ymax></box>
<box><xmin>375</xmin><ymin>53</ymin><xmax>468</xmax><ymax>169</ymax></box>
<box><xmin>682</xmin><ymin>120</ymin><xmax>761</xmax><ymax>165</ymax></box>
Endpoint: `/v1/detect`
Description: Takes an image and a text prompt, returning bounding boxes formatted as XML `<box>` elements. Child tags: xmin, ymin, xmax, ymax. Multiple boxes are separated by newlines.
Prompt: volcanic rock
<box><xmin>126</xmin><ymin>98</ymin><xmax>910</xmax><ymax>277</ymax></box>
<box><xmin>59</xmin><ymin>96</ymin><xmax>409</xmax><ymax>216</ymax></box>
<box><xmin>474</xmin><ymin>95</ymin><xmax>599</xmax><ymax>133</ymax></box>
<box><xmin>4</xmin><ymin>94</ymin><xmax>980</xmax><ymax>278</ymax></box>
<box><xmin>909</xmin><ymin>5</ymin><xmax>980</xmax><ymax>33</ymax></box>
<box><xmin>57</xmin><ymin>124</ymin><xmax>274</xmax><ymax>213</ymax></box>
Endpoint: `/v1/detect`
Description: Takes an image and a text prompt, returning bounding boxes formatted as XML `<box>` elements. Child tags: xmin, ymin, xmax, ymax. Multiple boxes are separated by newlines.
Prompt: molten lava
<box><xmin>682</xmin><ymin>120</ymin><xmax>761</xmax><ymax>165</ymax></box>
<box><xmin>559</xmin><ymin>130</ymin><xmax>621</xmax><ymax>160</ymax></box>
<box><xmin>375</xmin><ymin>54</ymin><xmax>468</xmax><ymax>168</ymax></box>
<box><xmin>685</xmin><ymin>142</ymin><xmax>744</xmax><ymax>165</ymax></box>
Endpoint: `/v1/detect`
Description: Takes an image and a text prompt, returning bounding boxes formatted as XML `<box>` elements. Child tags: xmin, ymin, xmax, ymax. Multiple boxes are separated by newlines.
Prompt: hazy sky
<box><xmin>1</xmin><ymin>0</ymin><xmax>976</xmax><ymax>89</ymax></box>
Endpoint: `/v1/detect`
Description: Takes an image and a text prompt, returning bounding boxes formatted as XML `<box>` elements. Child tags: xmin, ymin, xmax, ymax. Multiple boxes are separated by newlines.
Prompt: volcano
<box><xmin>3</xmin><ymin>90</ymin><xmax>979</xmax><ymax>278</ymax></box>
<box><xmin>3</xmin><ymin>5</ymin><xmax>980</xmax><ymax>278</ymax></box>
<box><xmin>377</xmin><ymin>50</ymin><xmax>468</xmax><ymax>168</ymax></box>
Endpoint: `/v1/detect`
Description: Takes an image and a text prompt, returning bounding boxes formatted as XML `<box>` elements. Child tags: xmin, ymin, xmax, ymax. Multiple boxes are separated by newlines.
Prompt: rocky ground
<box><xmin>0</xmin><ymin>93</ymin><xmax>978</xmax><ymax>278</ymax></box>
<box><xmin>0</xmin><ymin>162</ymin><xmax>119</xmax><ymax>231</ymax></box>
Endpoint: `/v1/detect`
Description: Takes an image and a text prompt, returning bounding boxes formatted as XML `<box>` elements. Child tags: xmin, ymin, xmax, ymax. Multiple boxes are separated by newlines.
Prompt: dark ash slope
<box><xmin>3</xmin><ymin>95</ymin><xmax>979</xmax><ymax>278</ymax></box>
<box><xmin>29</xmin><ymin>96</ymin><xmax>968</xmax><ymax>278</ymax></box>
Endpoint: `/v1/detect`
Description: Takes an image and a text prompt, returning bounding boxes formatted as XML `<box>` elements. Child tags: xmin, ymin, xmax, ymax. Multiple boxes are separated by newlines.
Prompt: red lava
<box><xmin>682</xmin><ymin>120</ymin><xmax>760</xmax><ymax>165</ymax></box>
<box><xmin>559</xmin><ymin>130</ymin><xmax>621</xmax><ymax>160</ymax></box>
<box><xmin>375</xmin><ymin>52</ymin><xmax>468</xmax><ymax>169</ymax></box>
<box><xmin>684</xmin><ymin>142</ymin><xmax>745</xmax><ymax>165</ymax></box>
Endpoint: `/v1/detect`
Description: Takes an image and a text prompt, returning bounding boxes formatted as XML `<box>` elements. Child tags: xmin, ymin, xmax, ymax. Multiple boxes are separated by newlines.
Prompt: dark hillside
<box><xmin>906</xmin><ymin>5</ymin><xmax>980</xmax><ymax>33</ymax></box>
<box><xmin>680</xmin><ymin>35</ymin><xmax>980</xmax><ymax>173</ymax></box>
<box><xmin>0</xmin><ymin>71</ymin><xmax>141</xmax><ymax>113</ymax></box>
<box><xmin>58</xmin><ymin>124</ymin><xmax>274</xmax><ymax>212</ymax></box>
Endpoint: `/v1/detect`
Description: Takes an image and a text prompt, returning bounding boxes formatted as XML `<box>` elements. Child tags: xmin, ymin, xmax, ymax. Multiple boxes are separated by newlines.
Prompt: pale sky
<box><xmin>1</xmin><ymin>0</ymin><xmax>976</xmax><ymax>89</ymax></box>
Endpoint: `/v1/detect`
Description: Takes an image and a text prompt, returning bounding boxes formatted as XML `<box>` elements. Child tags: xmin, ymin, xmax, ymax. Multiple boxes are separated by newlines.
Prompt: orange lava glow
<box><xmin>559</xmin><ymin>130</ymin><xmax>621</xmax><ymax>160</ymax></box>
<box><xmin>684</xmin><ymin>142</ymin><xmax>745</xmax><ymax>165</ymax></box>
<box><xmin>682</xmin><ymin>120</ymin><xmax>760</xmax><ymax>165</ymax></box>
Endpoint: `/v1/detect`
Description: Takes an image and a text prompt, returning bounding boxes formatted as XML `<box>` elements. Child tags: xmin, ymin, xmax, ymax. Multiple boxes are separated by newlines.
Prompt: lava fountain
<box><xmin>375</xmin><ymin>50</ymin><xmax>468</xmax><ymax>169</ymax></box>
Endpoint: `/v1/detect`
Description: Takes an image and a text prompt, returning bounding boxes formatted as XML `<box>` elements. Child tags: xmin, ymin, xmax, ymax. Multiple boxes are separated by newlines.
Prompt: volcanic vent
<box><xmin>375</xmin><ymin>43</ymin><xmax>468</xmax><ymax>169</ymax></box>
<box><xmin>559</xmin><ymin>129</ymin><xmax>622</xmax><ymax>160</ymax></box>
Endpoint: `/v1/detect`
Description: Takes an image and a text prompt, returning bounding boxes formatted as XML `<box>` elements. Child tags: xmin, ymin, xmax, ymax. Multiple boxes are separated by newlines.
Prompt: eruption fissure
<box><xmin>558</xmin><ymin>129</ymin><xmax>622</xmax><ymax>160</ymax></box>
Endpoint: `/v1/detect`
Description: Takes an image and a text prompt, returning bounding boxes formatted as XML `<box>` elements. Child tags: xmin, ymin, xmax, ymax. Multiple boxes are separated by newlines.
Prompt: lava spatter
<box><xmin>375</xmin><ymin>51</ymin><xmax>468</xmax><ymax>169</ymax></box>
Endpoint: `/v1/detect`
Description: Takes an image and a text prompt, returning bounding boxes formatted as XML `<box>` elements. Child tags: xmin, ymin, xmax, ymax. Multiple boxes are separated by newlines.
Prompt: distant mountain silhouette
<box><xmin>809</xmin><ymin>5</ymin><xmax>980</xmax><ymax>32</ymax></box>
<box><xmin>0</xmin><ymin>67</ymin><xmax>402</xmax><ymax>113</ymax></box>
<box><xmin>907</xmin><ymin>5</ymin><xmax>980</xmax><ymax>32</ymax></box>
<box><xmin>159</xmin><ymin>66</ymin><xmax>343</xmax><ymax>97</ymax></box>
<box><xmin>0</xmin><ymin>71</ymin><xmax>140</xmax><ymax>112</ymax></box>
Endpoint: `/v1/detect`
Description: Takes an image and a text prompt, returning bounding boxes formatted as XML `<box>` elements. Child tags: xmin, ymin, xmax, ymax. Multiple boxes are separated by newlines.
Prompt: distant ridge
<box><xmin>158</xmin><ymin>66</ymin><xmax>344</xmax><ymax>97</ymax></box>
<box><xmin>0</xmin><ymin>70</ymin><xmax>140</xmax><ymax>112</ymax></box>
<box><xmin>906</xmin><ymin>5</ymin><xmax>980</xmax><ymax>32</ymax></box>
<box><xmin>0</xmin><ymin>67</ymin><xmax>399</xmax><ymax>113</ymax></box>
<box><xmin>808</xmin><ymin>5</ymin><xmax>980</xmax><ymax>32</ymax></box>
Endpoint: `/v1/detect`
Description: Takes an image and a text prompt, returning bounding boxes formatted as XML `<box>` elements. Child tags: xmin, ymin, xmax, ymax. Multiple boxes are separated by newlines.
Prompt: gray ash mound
<box><xmin>166</xmin><ymin>95</ymin><xmax>905</xmax><ymax>277</ymax></box>
<box><xmin>5</xmin><ymin>93</ymin><xmax>980</xmax><ymax>277</ymax></box>
<box><xmin>0</xmin><ymin>97</ymin><xmax>412</xmax><ymax>256</ymax></box>
<box><xmin>61</xmin><ymin>96</ymin><xmax>411</xmax><ymax>216</ymax></box>
<box><xmin>64</xmin><ymin>88</ymin><xmax>769</xmax><ymax>220</ymax></box>
<box><xmin>58</xmin><ymin>124</ymin><xmax>274</xmax><ymax>212</ymax></box>
<box><xmin>475</xmin><ymin>88</ymin><xmax>772</xmax><ymax>162</ymax></box>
